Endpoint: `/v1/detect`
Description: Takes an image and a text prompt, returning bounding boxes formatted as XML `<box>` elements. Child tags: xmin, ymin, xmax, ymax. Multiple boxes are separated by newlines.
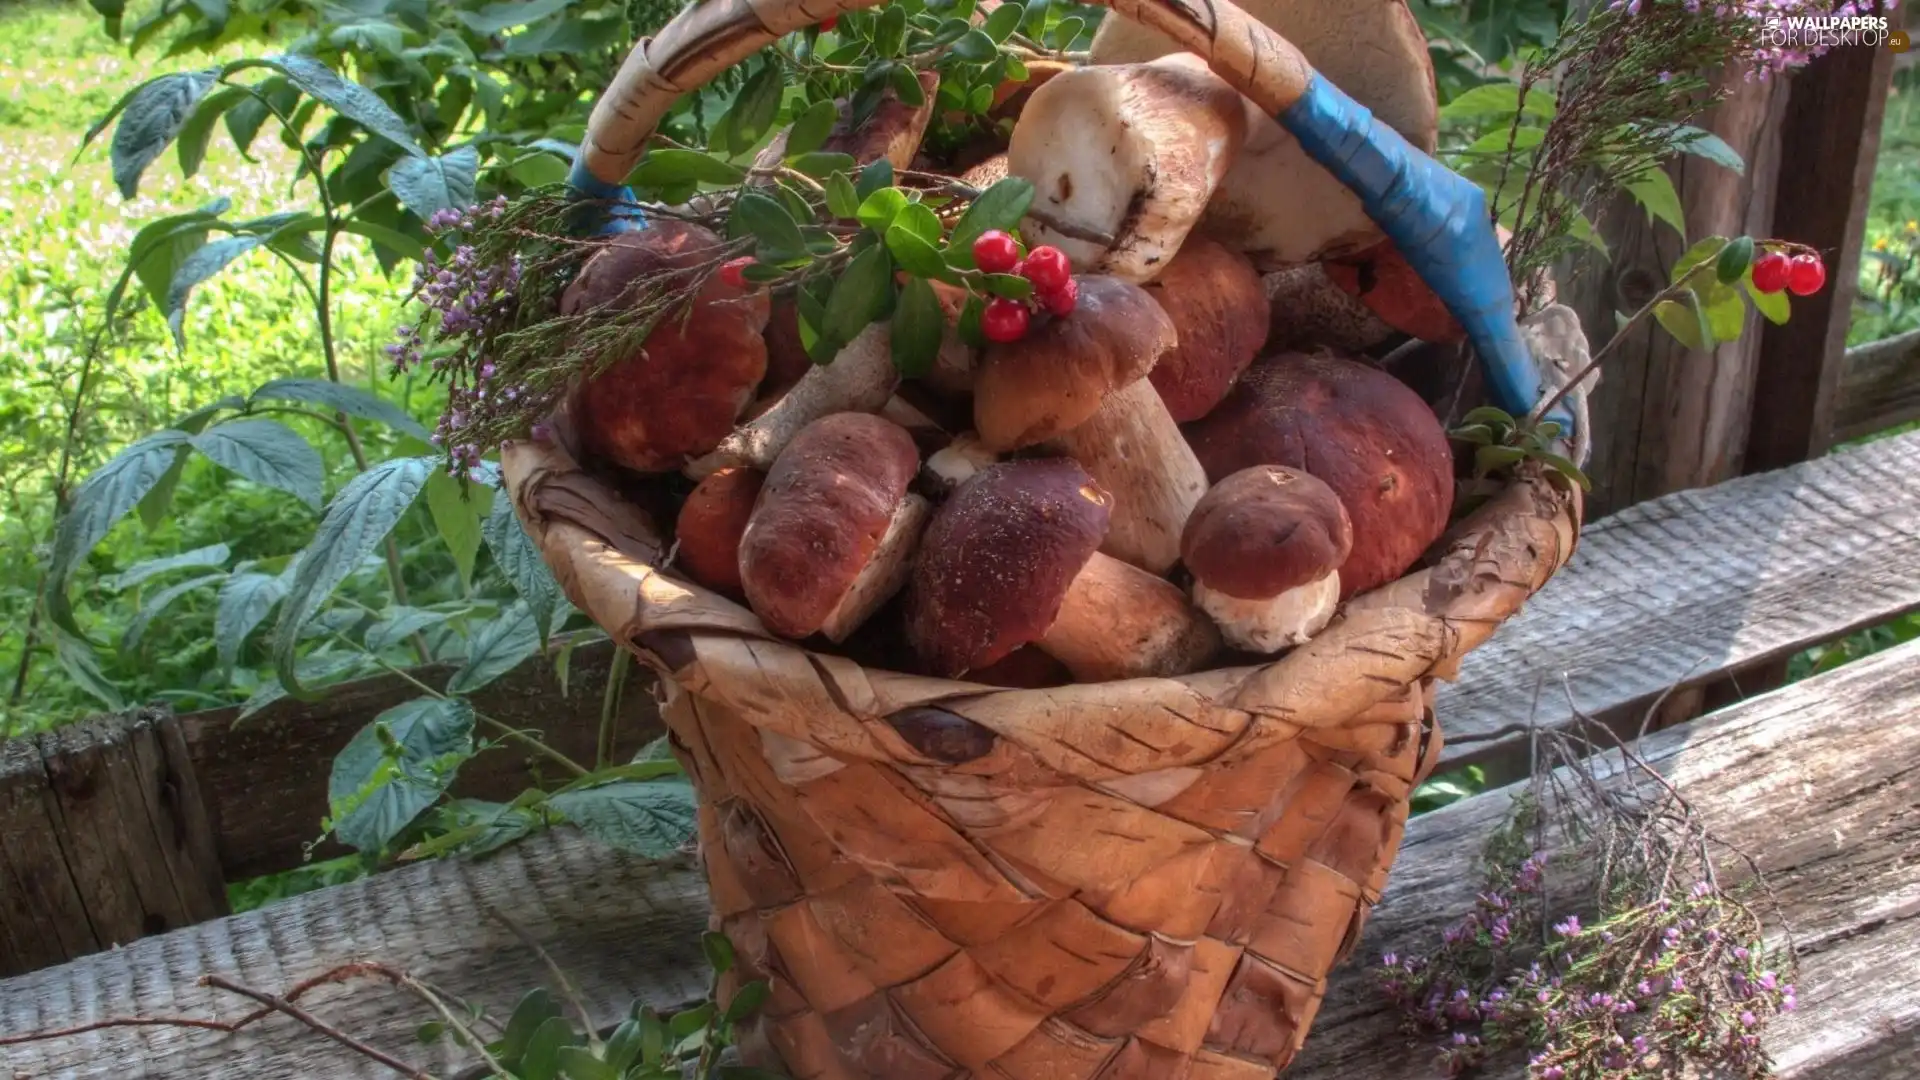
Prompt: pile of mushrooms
<box><xmin>556</xmin><ymin>0</ymin><xmax>1497</xmax><ymax>688</ymax></box>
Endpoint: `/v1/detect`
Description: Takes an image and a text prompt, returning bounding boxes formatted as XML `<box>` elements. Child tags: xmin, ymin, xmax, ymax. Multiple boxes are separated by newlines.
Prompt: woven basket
<box><xmin>507</xmin><ymin>1</ymin><xmax>1587</xmax><ymax>1075</ymax></box>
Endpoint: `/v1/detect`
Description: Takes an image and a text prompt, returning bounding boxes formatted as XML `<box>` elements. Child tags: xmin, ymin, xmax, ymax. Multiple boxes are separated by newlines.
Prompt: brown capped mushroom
<box><xmin>904</xmin><ymin>458</ymin><xmax>1219</xmax><ymax>681</ymax></box>
<box><xmin>1142</xmin><ymin>236</ymin><xmax>1271</xmax><ymax>422</ymax></box>
<box><xmin>1261</xmin><ymin>263</ymin><xmax>1395</xmax><ymax>353</ymax></box>
<box><xmin>1181</xmin><ymin>466</ymin><xmax>1353</xmax><ymax>652</ymax></box>
<box><xmin>739</xmin><ymin>412</ymin><xmax>930</xmax><ymax>642</ymax></box>
<box><xmin>921</xmin><ymin>432</ymin><xmax>998</xmax><ymax>499</ymax></box>
<box><xmin>1090</xmin><ymin>5</ymin><xmax>1438</xmax><ymax>269</ymax></box>
<box><xmin>1322</xmin><ymin>240</ymin><xmax>1466</xmax><ymax>345</ymax></box>
<box><xmin>565</xmin><ymin>221</ymin><xmax>770</xmax><ymax>473</ymax></box>
<box><xmin>1183</xmin><ymin>351</ymin><xmax>1455</xmax><ymax>599</ymax></box>
<box><xmin>972</xmin><ymin>275</ymin><xmax>1207</xmax><ymax>574</ymax></box>
<box><xmin>673</xmin><ymin>466</ymin><xmax>765</xmax><ymax>599</ymax></box>
<box><xmin>1006</xmin><ymin>53</ymin><xmax>1247</xmax><ymax>284</ymax></box>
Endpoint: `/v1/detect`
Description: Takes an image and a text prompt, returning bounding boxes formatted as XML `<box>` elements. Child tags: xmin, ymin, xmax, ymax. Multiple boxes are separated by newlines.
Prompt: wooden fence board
<box><xmin>5</xmin><ymin>635</ymin><xmax>1916</xmax><ymax>1078</ymax></box>
<box><xmin>1833</xmin><ymin>328</ymin><xmax>1920</xmax><ymax>442</ymax></box>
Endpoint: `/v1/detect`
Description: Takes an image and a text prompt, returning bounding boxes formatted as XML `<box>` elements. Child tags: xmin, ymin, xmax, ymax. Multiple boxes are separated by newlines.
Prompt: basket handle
<box><xmin>568</xmin><ymin>0</ymin><xmax>1574</xmax><ymax>431</ymax></box>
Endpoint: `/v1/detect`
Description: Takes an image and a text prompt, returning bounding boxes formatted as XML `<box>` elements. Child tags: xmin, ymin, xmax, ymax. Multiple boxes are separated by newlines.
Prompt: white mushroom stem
<box><xmin>923</xmin><ymin>433</ymin><xmax>998</xmax><ymax>497</ymax></box>
<box><xmin>879</xmin><ymin>394</ymin><xmax>948</xmax><ymax>447</ymax></box>
<box><xmin>1006</xmin><ymin>54</ymin><xmax>1246</xmax><ymax>284</ymax></box>
<box><xmin>1193</xmin><ymin>572</ymin><xmax>1340</xmax><ymax>654</ymax></box>
<box><xmin>1048</xmin><ymin>378</ymin><xmax>1208</xmax><ymax>575</ymax></box>
<box><xmin>819</xmin><ymin>493</ymin><xmax>931</xmax><ymax>643</ymax></box>
<box><xmin>685</xmin><ymin>322</ymin><xmax>898</xmax><ymax>480</ymax></box>
<box><xmin>1040</xmin><ymin>551</ymin><xmax>1220</xmax><ymax>681</ymax></box>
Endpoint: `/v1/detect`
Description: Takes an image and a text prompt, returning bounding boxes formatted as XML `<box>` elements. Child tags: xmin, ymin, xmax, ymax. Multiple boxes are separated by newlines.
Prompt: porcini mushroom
<box><xmin>739</xmin><ymin>412</ymin><xmax>930</xmax><ymax>642</ymax></box>
<box><xmin>565</xmin><ymin>221</ymin><xmax>771</xmax><ymax>473</ymax></box>
<box><xmin>972</xmin><ymin>275</ymin><xmax>1207</xmax><ymax>574</ymax></box>
<box><xmin>672</xmin><ymin>466</ymin><xmax>765</xmax><ymax>600</ymax></box>
<box><xmin>1322</xmin><ymin>240</ymin><xmax>1465</xmax><ymax>345</ymax></box>
<box><xmin>1183</xmin><ymin>351</ymin><xmax>1455</xmax><ymax>599</ymax></box>
<box><xmin>1261</xmin><ymin>262</ymin><xmax>1395</xmax><ymax>353</ymax></box>
<box><xmin>921</xmin><ymin>432</ymin><xmax>998</xmax><ymax>498</ymax></box>
<box><xmin>1181</xmin><ymin>466</ymin><xmax>1353</xmax><ymax>652</ymax></box>
<box><xmin>1089</xmin><ymin>3</ymin><xmax>1438</xmax><ymax>270</ymax></box>
<box><xmin>904</xmin><ymin>458</ymin><xmax>1219</xmax><ymax>681</ymax></box>
<box><xmin>825</xmin><ymin>70</ymin><xmax>942</xmax><ymax>171</ymax></box>
<box><xmin>1142</xmin><ymin>236</ymin><xmax>1271</xmax><ymax>422</ymax></box>
<box><xmin>1006</xmin><ymin>53</ymin><xmax>1247</xmax><ymax>284</ymax></box>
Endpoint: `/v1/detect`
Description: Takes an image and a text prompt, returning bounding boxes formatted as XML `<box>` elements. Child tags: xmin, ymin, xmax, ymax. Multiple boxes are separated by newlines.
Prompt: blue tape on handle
<box><xmin>567</xmin><ymin>155</ymin><xmax>648</xmax><ymax>236</ymax></box>
<box><xmin>1279</xmin><ymin>75</ymin><xmax>1573</xmax><ymax>432</ymax></box>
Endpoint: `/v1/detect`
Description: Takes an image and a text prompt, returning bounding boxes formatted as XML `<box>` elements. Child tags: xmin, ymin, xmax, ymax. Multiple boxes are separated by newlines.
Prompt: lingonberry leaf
<box><xmin>630</xmin><ymin>148</ymin><xmax>748</xmax><ymax>188</ymax></box>
<box><xmin>1743</xmin><ymin>270</ymin><xmax>1791</xmax><ymax>325</ymax></box>
<box><xmin>723</xmin><ymin>62</ymin><xmax>785</xmax><ymax>155</ymax></box>
<box><xmin>787</xmin><ymin>150</ymin><xmax>856</xmax><ymax>178</ymax></box>
<box><xmin>823</xmin><ymin>243</ymin><xmax>897</xmax><ymax>345</ymax></box>
<box><xmin>1715</xmin><ymin>236</ymin><xmax>1755</xmax><ymax>284</ymax></box>
<box><xmin>784</xmin><ymin>98</ymin><xmax>839</xmax><ymax>157</ymax></box>
<box><xmin>982</xmin><ymin>272</ymin><xmax>1033</xmax><ymax>299</ymax></box>
<box><xmin>1652</xmin><ymin>291</ymin><xmax>1711</xmax><ymax>352</ymax></box>
<box><xmin>890</xmin><ymin>276</ymin><xmax>947</xmax><ymax>377</ymax></box>
<box><xmin>855</xmin><ymin>157</ymin><xmax>895</xmax><ymax>200</ymax></box>
<box><xmin>887</xmin><ymin>225</ymin><xmax>952</xmax><ymax>282</ymax></box>
<box><xmin>732</xmin><ymin>191</ymin><xmax>809</xmax><ymax>262</ymax></box>
<box><xmin>875</xmin><ymin>4</ymin><xmax>909</xmax><ymax>55</ymax></box>
<box><xmin>947</xmin><ymin>176</ymin><xmax>1034</xmax><ymax>259</ymax></box>
<box><xmin>826</xmin><ymin>172</ymin><xmax>861</xmax><ymax>218</ymax></box>
<box><xmin>982</xmin><ymin>2</ymin><xmax>1024</xmax><ymax>42</ymax></box>
<box><xmin>893</xmin><ymin>201</ymin><xmax>942</xmax><ymax>245</ymax></box>
<box><xmin>889</xmin><ymin>63</ymin><xmax>928</xmax><ymax>107</ymax></box>
<box><xmin>856</xmin><ymin>186</ymin><xmax>910</xmax><ymax>235</ymax></box>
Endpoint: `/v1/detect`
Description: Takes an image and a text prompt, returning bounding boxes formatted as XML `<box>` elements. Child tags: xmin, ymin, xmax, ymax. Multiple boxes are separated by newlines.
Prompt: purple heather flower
<box><xmin>1554</xmin><ymin>916</ymin><xmax>1581</xmax><ymax>937</ymax></box>
<box><xmin>1632</xmin><ymin>1035</ymin><xmax>1649</xmax><ymax>1056</ymax></box>
<box><xmin>1541</xmin><ymin>1067</ymin><xmax>1564</xmax><ymax>1080</ymax></box>
<box><xmin>1759</xmin><ymin>971</ymin><xmax>1778</xmax><ymax>990</ymax></box>
<box><xmin>1735</xmin><ymin>946</ymin><xmax>1750</xmax><ymax>960</ymax></box>
<box><xmin>1692</xmin><ymin>880</ymin><xmax>1713</xmax><ymax>898</ymax></box>
<box><xmin>1742</xmin><ymin>1010</ymin><xmax>1758</xmax><ymax>1028</ymax></box>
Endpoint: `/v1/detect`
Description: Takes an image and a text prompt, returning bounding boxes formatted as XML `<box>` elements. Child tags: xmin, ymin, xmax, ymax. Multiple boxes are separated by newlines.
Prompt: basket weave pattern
<box><xmin>504</xmin><ymin>440</ymin><xmax>1580</xmax><ymax>1079</ymax></box>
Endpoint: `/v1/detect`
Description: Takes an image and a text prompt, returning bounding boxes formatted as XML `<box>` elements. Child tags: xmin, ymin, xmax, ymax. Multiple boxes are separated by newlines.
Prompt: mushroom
<box><xmin>672</xmin><ymin>466</ymin><xmax>765</xmax><ymax>600</ymax></box>
<box><xmin>1142</xmin><ymin>236</ymin><xmax>1271</xmax><ymax>422</ymax></box>
<box><xmin>1321</xmin><ymin>240</ymin><xmax>1465</xmax><ymax>345</ymax></box>
<box><xmin>1006</xmin><ymin>53</ymin><xmax>1247</xmax><ymax>284</ymax></box>
<box><xmin>739</xmin><ymin>412</ymin><xmax>930</xmax><ymax>642</ymax></box>
<box><xmin>904</xmin><ymin>458</ymin><xmax>1219</xmax><ymax>681</ymax></box>
<box><xmin>685</xmin><ymin>320</ymin><xmax>899</xmax><ymax>480</ymax></box>
<box><xmin>759</xmin><ymin>298</ymin><xmax>815</xmax><ymax>402</ymax></box>
<box><xmin>972</xmin><ymin>275</ymin><xmax>1207</xmax><ymax>574</ymax></box>
<box><xmin>564</xmin><ymin>221</ymin><xmax>771</xmax><ymax>473</ymax></box>
<box><xmin>1183</xmin><ymin>350</ymin><xmax>1455</xmax><ymax>599</ymax></box>
<box><xmin>921</xmin><ymin>432</ymin><xmax>998</xmax><ymax>499</ymax></box>
<box><xmin>825</xmin><ymin>70</ymin><xmax>942</xmax><ymax>171</ymax></box>
<box><xmin>1088</xmin><ymin>3</ymin><xmax>1438</xmax><ymax>270</ymax></box>
<box><xmin>1261</xmin><ymin>263</ymin><xmax>1395</xmax><ymax>353</ymax></box>
<box><xmin>1181</xmin><ymin>466</ymin><xmax>1353</xmax><ymax>653</ymax></box>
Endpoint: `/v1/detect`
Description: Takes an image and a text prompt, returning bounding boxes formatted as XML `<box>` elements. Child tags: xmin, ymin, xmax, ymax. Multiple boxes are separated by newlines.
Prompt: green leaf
<box><xmin>176</xmin><ymin>84</ymin><xmax>246</xmax><ymax>179</ymax></box>
<box><xmin>889</xmin><ymin>64</ymin><xmax>927</xmax><ymax>108</ymax></box>
<box><xmin>1653</xmin><ymin>292</ymin><xmax>1711</xmax><ymax>352</ymax></box>
<box><xmin>1716</xmin><ymin>236</ymin><xmax>1755</xmax><ymax>285</ymax></box>
<box><xmin>893</xmin><ymin>201</ymin><xmax>942</xmax><ymax>245</ymax></box>
<box><xmin>947</xmin><ymin>177</ymin><xmax>1033</xmax><ymax>263</ymax></box>
<box><xmin>447</xmin><ymin>602</ymin><xmax>539</xmax><ymax>695</ymax></box>
<box><xmin>215</xmin><ymin>570</ymin><xmax>286</xmax><ymax>670</ymax></box>
<box><xmin>250</xmin><ymin>378</ymin><xmax>432</xmax><ymax>442</ymax></box>
<box><xmin>855</xmin><ymin>158</ymin><xmax>895</xmax><ymax>200</ymax></box>
<box><xmin>1474</xmin><ymin>444</ymin><xmax>1529</xmax><ymax>474</ymax></box>
<box><xmin>237</xmin><ymin>54</ymin><xmax>424</xmax><ymax>156</ymax></box>
<box><xmin>109</xmin><ymin>70</ymin><xmax>217</xmax><ymax>199</ymax></box>
<box><xmin>885</xmin><ymin>225</ymin><xmax>951</xmax><ymax>281</ymax></box>
<box><xmin>724</xmin><ymin>63</ymin><xmax>785</xmax><ymax>155</ymax></box>
<box><xmin>104</xmin><ymin>544</ymin><xmax>231</xmax><ymax>592</ymax></box>
<box><xmin>1665</xmin><ymin>123</ymin><xmax>1744</xmax><ymax>174</ymax></box>
<box><xmin>857</xmin><ymin>187</ymin><xmax>910</xmax><ymax>235</ymax></box>
<box><xmin>948</xmin><ymin>27</ymin><xmax>996</xmax><ymax>61</ymax></box>
<box><xmin>456</xmin><ymin>0</ymin><xmax>574</xmax><ymax>34</ymax></box>
<box><xmin>724</xmin><ymin>980</ymin><xmax>771</xmax><ymax>1023</ymax></box>
<box><xmin>703</xmin><ymin>930</ymin><xmax>736</xmax><ymax>975</ymax></box>
<box><xmin>483</xmin><ymin>495</ymin><xmax>565</xmax><ymax>647</ymax></box>
<box><xmin>732</xmin><ymin>191</ymin><xmax>808</xmax><ymax>262</ymax></box>
<box><xmin>47</xmin><ymin>431</ymin><xmax>193</xmax><ymax>636</ymax></box>
<box><xmin>121</xmin><ymin>572</ymin><xmax>224</xmax><ymax>652</ymax></box>
<box><xmin>1439</xmin><ymin>82</ymin><xmax>1555</xmax><ymax>122</ymax></box>
<box><xmin>238</xmin><ymin>652</ymin><xmax>373</xmax><ymax>720</ymax></box>
<box><xmin>629</xmin><ymin>148</ymin><xmax>748</xmax><ymax>188</ymax></box>
<box><xmin>1450</xmin><ymin>423</ymin><xmax>1496</xmax><ymax>446</ymax></box>
<box><xmin>336</xmin><ymin>216</ymin><xmax>428</xmax><ymax>264</ymax></box>
<box><xmin>1534</xmin><ymin>451</ymin><xmax>1593</xmax><ymax>491</ymax></box>
<box><xmin>53</xmin><ymin>628</ymin><xmax>124</xmax><ymax>710</ymax></box>
<box><xmin>224</xmin><ymin>75</ymin><xmax>296</xmax><ymax>159</ymax></box>
<box><xmin>983</xmin><ymin>1</ymin><xmax>1024</xmax><ymax>41</ymax></box>
<box><xmin>825</xmin><ymin>172</ymin><xmax>861</xmax><ymax>219</ymax></box>
<box><xmin>603</xmin><ymin>1020</ymin><xmax>643</xmax><ymax>1073</ymax></box>
<box><xmin>823</xmin><ymin>243</ymin><xmax>896</xmax><ymax>345</ymax></box>
<box><xmin>425</xmin><ymin>471</ymin><xmax>491</xmax><ymax>591</ymax></box>
<box><xmin>329</xmin><ymin>697</ymin><xmax>475</xmax><ymax>853</ymax></box>
<box><xmin>875</xmin><ymin>4</ymin><xmax>909</xmax><ymax>54</ymax></box>
<box><xmin>785</xmin><ymin>99</ymin><xmax>839</xmax><ymax>157</ymax></box>
<box><xmin>1700</xmin><ymin>281</ymin><xmax>1747</xmax><ymax>342</ymax></box>
<box><xmin>890</xmin><ymin>276</ymin><xmax>946</xmax><ymax>377</ymax></box>
<box><xmin>550</xmin><ymin>779</ymin><xmax>697</xmax><ymax>858</ymax></box>
<box><xmin>556</xmin><ymin>1047</ymin><xmax>619</xmax><ymax>1080</ymax></box>
<box><xmin>163</xmin><ymin>235</ymin><xmax>263</xmax><ymax>349</ymax></box>
<box><xmin>983</xmin><ymin>272</ymin><xmax>1032</xmax><ymax>299</ymax></box>
<box><xmin>125</xmin><ymin>204</ymin><xmax>225</xmax><ymax>316</ymax></box>
<box><xmin>1623</xmin><ymin>167</ymin><xmax>1684</xmax><ymax>236</ymax></box>
<box><xmin>500</xmin><ymin>990</ymin><xmax>563</xmax><ymax>1063</ymax></box>
<box><xmin>274</xmin><ymin>457</ymin><xmax>433</xmax><ymax>693</ymax></box>
<box><xmin>1465</xmin><ymin>126</ymin><xmax>1544</xmax><ymax>155</ymax></box>
<box><xmin>1670</xmin><ymin>236</ymin><xmax>1730</xmax><ymax>286</ymax></box>
<box><xmin>364</xmin><ymin>606</ymin><xmax>457</xmax><ymax>654</ymax></box>
<box><xmin>517</xmin><ymin>1015</ymin><xmax>578</xmax><ymax>1080</ymax></box>
<box><xmin>387</xmin><ymin>145</ymin><xmax>479</xmax><ymax>221</ymax></box>
<box><xmin>1744</xmin><ymin>272</ymin><xmax>1791</xmax><ymax>325</ymax></box>
<box><xmin>190</xmin><ymin>419</ymin><xmax>325</xmax><ymax>510</ymax></box>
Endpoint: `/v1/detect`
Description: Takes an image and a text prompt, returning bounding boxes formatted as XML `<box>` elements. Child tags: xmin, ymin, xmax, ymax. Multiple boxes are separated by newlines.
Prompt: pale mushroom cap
<box><xmin>904</xmin><ymin>458</ymin><xmax>1114</xmax><ymax>677</ymax></box>
<box><xmin>1181</xmin><ymin>465</ymin><xmax>1353</xmax><ymax>599</ymax></box>
<box><xmin>972</xmin><ymin>276</ymin><xmax>1176</xmax><ymax>452</ymax></box>
<box><xmin>739</xmin><ymin>412</ymin><xmax>920</xmax><ymax>639</ymax></box>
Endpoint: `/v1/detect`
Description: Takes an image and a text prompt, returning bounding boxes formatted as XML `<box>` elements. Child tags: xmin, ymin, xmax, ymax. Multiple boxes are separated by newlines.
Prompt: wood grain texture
<box><xmin>1833</xmin><ymin>327</ymin><xmax>1920</xmax><ymax>443</ymax></box>
<box><xmin>7</xmin><ymin>631</ymin><xmax>1916</xmax><ymax>1078</ymax></box>
<box><xmin>1433</xmin><ymin>427</ymin><xmax>1920</xmax><ymax>767</ymax></box>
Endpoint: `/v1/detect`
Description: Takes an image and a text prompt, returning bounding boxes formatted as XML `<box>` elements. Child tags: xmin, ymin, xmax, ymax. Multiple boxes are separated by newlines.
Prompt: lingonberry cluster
<box><xmin>972</xmin><ymin>230</ymin><xmax>1079</xmax><ymax>343</ymax></box>
<box><xmin>1750</xmin><ymin>248</ymin><xmax>1826</xmax><ymax>296</ymax></box>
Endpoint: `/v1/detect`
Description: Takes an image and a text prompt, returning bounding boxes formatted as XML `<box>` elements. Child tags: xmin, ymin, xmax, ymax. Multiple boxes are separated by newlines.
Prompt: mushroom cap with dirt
<box><xmin>1183</xmin><ymin>350</ymin><xmax>1455</xmax><ymax>600</ymax></box>
<box><xmin>564</xmin><ymin>221</ymin><xmax>771</xmax><ymax>473</ymax></box>
<box><xmin>738</xmin><ymin>412</ymin><xmax>930</xmax><ymax>643</ymax></box>
<box><xmin>1090</xmin><ymin>1</ymin><xmax>1438</xmax><ymax>269</ymax></box>
<box><xmin>904</xmin><ymin>457</ymin><xmax>1219</xmax><ymax>681</ymax></box>
<box><xmin>1006</xmin><ymin>52</ymin><xmax>1247</xmax><ymax>284</ymax></box>
<box><xmin>972</xmin><ymin>275</ymin><xmax>1207</xmax><ymax>574</ymax></box>
<box><xmin>1143</xmin><ymin>235</ymin><xmax>1272</xmax><ymax>422</ymax></box>
<box><xmin>673</xmin><ymin>466</ymin><xmax>765</xmax><ymax>599</ymax></box>
<box><xmin>1181</xmin><ymin>465</ymin><xmax>1353</xmax><ymax>652</ymax></box>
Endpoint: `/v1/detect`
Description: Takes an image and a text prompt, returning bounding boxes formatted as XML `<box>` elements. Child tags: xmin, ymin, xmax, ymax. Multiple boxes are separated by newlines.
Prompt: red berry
<box><xmin>1751</xmin><ymin>251</ymin><xmax>1790</xmax><ymax>294</ymax></box>
<box><xmin>981</xmin><ymin>297</ymin><xmax>1030</xmax><ymax>343</ymax></box>
<box><xmin>1786</xmin><ymin>253</ymin><xmax>1826</xmax><ymax>296</ymax></box>
<box><xmin>972</xmin><ymin>230</ymin><xmax>1020</xmax><ymax>274</ymax></box>
<box><xmin>1020</xmin><ymin>245</ymin><xmax>1072</xmax><ymax>292</ymax></box>
<box><xmin>1039</xmin><ymin>277</ymin><xmax>1078</xmax><ymax>317</ymax></box>
<box><xmin>719</xmin><ymin>256</ymin><xmax>755</xmax><ymax>289</ymax></box>
<box><xmin>818</xmin><ymin>14</ymin><xmax>838</xmax><ymax>30</ymax></box>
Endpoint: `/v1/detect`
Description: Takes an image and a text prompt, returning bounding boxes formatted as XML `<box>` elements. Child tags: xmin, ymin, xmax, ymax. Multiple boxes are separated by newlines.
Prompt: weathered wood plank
<box><xmin>5</xmin><ymin>636</ymin><xmax>1916</xmax><ymax>1078</ymax></box>
<box><xmin>1434</xmin><ymin>426</ymin><xmax>1920</xmax><ymax>767</ymax></box>
<box><xmin>188</xmin><ymin>637</ymin><xmax>662</xmax><ymax>880</ymax></box>
<box><xmin>1833</xmin><ymin>327</ymin><xmax>1920</xmax><ymax>443</ymax></box>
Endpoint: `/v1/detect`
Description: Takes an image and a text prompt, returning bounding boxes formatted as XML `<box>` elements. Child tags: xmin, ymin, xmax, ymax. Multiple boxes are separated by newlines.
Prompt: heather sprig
<box><xmin>1373</xmin><ymin>725</ymin><xmax>1797</xmax><ymax>1079</ymax></box>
